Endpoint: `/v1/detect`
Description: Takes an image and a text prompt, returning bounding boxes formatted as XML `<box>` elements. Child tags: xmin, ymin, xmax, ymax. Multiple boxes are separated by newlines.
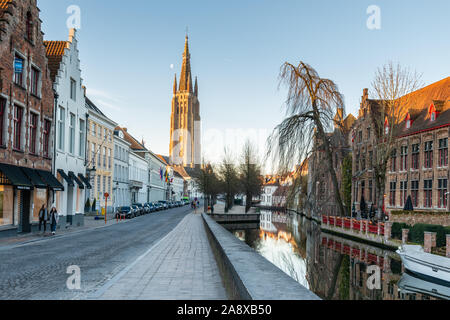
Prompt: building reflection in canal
<box><xmin>224</xmin><ymin>210</ymin><xmax>449</xmax><ymax>300</ymax></box>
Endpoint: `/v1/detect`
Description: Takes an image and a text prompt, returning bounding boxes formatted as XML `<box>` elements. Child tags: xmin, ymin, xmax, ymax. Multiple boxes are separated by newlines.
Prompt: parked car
<box><xmin>144</xmin><ymin>203</ymin><xmax>154</xmax><ymax>213</ymax></box>
<box><xmin>133</xmin><ymin>203</ymin><xmax>145</xmax><ymax>215</ymax></box>
<box><xmin>131</xmin><ymin>205</ymin><xmax>140</xmax><ymax>216</ymax></box>
<box><xmin>115</xmin><ymin>206</ymin><xmax>134</xmax><ymax>219</ymax></box>
<box><xmin>158</xmin><ymin>201</ymin><xmax>169</xmax><ymax>210</ymax></box>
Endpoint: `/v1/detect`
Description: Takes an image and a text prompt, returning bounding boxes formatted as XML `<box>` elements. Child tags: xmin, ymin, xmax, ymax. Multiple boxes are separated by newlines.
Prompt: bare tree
<box><xmin>218</xmin><ymin>149</ymin><xmax>240</xmax><ymax>212</ymax></box>
<box><xmin>193</xmin><ymin>162</ymin><xmax>220</xmax><ymax>213</ymax></box>
<box><xmin>369</xmin><ymin>62</ymin><xmax>422</xmax><ymax>218</ymax></box>
<box><xmin>268</xmin><ymin>61</ymin><xmax>346</xmax><ymax>217</ymax></box>
<box><xmin>239</xmin><ymin>140</ymin><xmax>263</xmax><ymax>213</ymax></box>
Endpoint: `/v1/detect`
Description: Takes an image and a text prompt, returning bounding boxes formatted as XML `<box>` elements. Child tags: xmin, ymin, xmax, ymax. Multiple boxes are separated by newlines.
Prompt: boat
<box><xmin>396</xmin><ymin>245</ymin><xmax>450</xmax><ymax>284</ymax></box>
<box><xmin>398</xmin><ymin>272</ymin><xmax>450</xmax><ymax>300</ymax></box>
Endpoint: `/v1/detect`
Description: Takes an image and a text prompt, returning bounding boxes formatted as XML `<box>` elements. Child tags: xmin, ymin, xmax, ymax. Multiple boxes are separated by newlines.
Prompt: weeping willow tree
<box><xmin>268</xmin><ymin>61</ymin><xmax>346</xmax><ymax>217</ymax></box>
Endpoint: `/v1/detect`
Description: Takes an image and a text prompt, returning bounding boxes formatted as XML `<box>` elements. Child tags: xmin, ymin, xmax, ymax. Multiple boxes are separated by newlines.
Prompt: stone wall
<box><xmin>391</xmin><ymin>213</ymin><xmax>450</xmax><ymax>226</ymax></box>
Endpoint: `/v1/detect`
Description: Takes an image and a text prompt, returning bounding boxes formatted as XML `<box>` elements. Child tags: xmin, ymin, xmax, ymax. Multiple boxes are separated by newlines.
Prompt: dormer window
<box><xmin>431</xmin><ymin>112</ymin><xmax>436</xmax><ymax>121</ymax></box>
<box><xmin>406</xmin><ymin>120</ymin><xmax>411</xmax><ymax>129</ymax></box>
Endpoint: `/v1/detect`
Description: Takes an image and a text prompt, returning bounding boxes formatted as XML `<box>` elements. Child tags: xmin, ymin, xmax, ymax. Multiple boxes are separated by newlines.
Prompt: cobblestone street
<box><xmin>0</xmin><ymin>207</ymin><xmax>197</xmax><ymax>300</ymax></box>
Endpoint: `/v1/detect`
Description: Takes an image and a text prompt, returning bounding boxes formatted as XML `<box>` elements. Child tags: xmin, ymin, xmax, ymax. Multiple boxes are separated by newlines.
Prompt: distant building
<box><xmin>0</xmin><ymin>0</ymin><xmax>63</xmax><ymax>234</ymax></box>
<box><xmin>260</xmin><ymin>181</ymin><xmax>280</xmax><ymax>207</ymax></box>
<box><xmin>45</xmin><ymin>29</ymin><xmax>90</xmax><ymax>226</ymax></box>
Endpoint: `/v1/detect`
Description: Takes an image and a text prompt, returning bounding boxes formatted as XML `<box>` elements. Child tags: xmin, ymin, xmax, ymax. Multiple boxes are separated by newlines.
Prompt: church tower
<box><xmin>169</xmin><ymin>35</ymin><xmax>201</xmax><ymax>168</ymax></box>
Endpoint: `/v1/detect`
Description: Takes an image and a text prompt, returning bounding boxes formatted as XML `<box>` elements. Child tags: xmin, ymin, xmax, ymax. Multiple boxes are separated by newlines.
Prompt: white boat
<box><xmin>398</xmin><ymin>272</ymin><xmax>450</xmax><ymax>300</ymax></box>
<box><xmin>397</xmin><ymin>245</ymin><xmax>450</xmax><ymax>284</ymax></box>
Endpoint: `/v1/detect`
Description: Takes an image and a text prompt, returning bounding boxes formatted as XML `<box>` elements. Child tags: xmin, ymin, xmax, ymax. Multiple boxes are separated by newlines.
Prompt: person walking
<box><xmin>49</xmin><ymin>207</ymin><xmax>59</xmax><ymax>236</ymax></box>
<box><xmin>38</xmin><ymin>204</ymin><xmax>48</xmax><ymax>233</ymax></box>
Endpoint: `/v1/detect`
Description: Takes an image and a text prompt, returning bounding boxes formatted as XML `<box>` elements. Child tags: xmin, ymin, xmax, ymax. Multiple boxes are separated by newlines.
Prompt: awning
<box><xmin>68</xmin><ymin>171</ymin><xmax>84</xmax><ymax>189</ymax></box>
<box><xmin>57</xmin><ymin>169</ymin><xmax>74</xmax><ymax>187</ymax></box>
<box><xmin>36</xmin><ymin>170</ymin><xmax>64</xmax><ymax>192</ymax></box>
<box><xmin>21</xmin><ymin>167</ymin><xmax>47</xmax><ymax>189</ymax></box>
<box><xmin>78</xmin><ymin>174</ymin><xmax>92</xmax><ymax>189</ymax></box>
<box><xmin>0</xmin><ymin>163</ymin><xmax>33</xmax><ymax>190</ymax></box>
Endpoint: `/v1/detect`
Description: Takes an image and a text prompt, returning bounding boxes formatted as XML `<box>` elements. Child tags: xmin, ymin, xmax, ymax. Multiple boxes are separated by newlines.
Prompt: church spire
<box><xmin>179</xmin><ymin>35</ymin><xmax>192</xmax><ymax>92</ymax></box>
<box><xmin>173</xmin><ymin>74</ymin><xmax>177</xmax><ymax>94</ymax></box>
<box><xmin>194</xmin><ymin>77</ymin><xmax>198</xmax><ymax>97</ymax></box>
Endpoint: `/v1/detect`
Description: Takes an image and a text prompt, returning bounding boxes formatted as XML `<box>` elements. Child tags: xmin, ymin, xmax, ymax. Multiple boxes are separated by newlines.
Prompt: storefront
<box><xmin>0</xmin><ymin>164</ymin><xmax>64</xmax><ymax>236</ymax></box>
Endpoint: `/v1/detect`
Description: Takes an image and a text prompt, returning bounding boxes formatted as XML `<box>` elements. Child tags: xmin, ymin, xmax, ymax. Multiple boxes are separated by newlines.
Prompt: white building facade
<box><xmin>149</xmin><ymin>153</ymin><xmax>168</xmax><ymax>202</ymax></box>
<box><xmin>48</xmin><ymin>29</ymin><xmax>90</xmax><ymax>224</ymax></box>
<box><xmin>129</xmin><ymin>152</ymin><xmax>148</xmax><ymax>204</ymax></box>
<box><xmin>260</xmin><ymin>183</ymin><xmax>280</xmax><ymax>207</ymax></box>
<box><xmin>113</xmin><ymin>129</ymin><xmax>130</xmax><ymax>208</ymax></box>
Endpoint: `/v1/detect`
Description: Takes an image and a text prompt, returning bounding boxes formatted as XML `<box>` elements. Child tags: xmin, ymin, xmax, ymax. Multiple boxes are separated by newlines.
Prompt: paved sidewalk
<box><xmin>97</xmin><ymin>213</ymin><xmax>228</xmax><ymax>300</ymax></box>
<box><xmin>0</xmin><ymin>214</ymin><xmax>120</xmax><ymax>247</ymax></box>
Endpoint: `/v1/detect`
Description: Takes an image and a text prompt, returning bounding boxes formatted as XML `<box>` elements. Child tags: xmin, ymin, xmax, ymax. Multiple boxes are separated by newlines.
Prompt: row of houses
<box><xmin>309</xmin><ymin>77</ymin><xmax>450</xmax><ymax>218</ymax></box>
<box><xmin>0</xmin><ymin>0</ymin><xmax>201</xmax><ymax>236</ymax></box>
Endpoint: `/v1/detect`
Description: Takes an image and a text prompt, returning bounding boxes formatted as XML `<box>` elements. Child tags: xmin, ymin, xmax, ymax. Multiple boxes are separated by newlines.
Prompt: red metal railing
<box><xmin>322</xmin><ymin>215</ymin><xmax>384</xmax><ymax>236</ymax></box>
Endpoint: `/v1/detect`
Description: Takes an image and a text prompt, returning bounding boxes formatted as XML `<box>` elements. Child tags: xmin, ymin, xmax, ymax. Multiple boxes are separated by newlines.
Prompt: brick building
<box><xmin>352</xmin><ymin>77</ymin><xmax>450</xmax><ymax>215</ymax></box>
<box><xmin>0</xmin><ymin>0</ymin><xmax>63</xmax><ymax>235</ymax></box>
<box><xmin>309</xmin><ymin>109</ymin><xmax>355</xmax><ymax>217</ymax></box>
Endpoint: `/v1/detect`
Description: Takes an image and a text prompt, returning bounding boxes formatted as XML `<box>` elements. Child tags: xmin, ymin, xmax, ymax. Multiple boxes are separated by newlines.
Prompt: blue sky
<box><xmin>38</xmin><ymin>0</ymin><xmax>450</xmax><ymax>165</ymax></box>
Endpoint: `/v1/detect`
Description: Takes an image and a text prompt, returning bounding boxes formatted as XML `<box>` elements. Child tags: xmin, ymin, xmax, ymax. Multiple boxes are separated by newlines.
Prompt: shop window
<box><xmin>0</xmin><ymin>185</ymin><xmax>14</xmax><ymax>226</ymax></box>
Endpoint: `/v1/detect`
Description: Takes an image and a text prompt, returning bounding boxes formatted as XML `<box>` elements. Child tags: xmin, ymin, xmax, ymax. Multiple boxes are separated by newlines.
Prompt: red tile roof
<box><xmin>0</xmin><ymin>0</ymin><xmax>11</xmax><ymax>10</ymax></box>
<box><xmin>44</xmin><ymin>41</ymin><xmax>69</xmax><ymax>82</ymax></box>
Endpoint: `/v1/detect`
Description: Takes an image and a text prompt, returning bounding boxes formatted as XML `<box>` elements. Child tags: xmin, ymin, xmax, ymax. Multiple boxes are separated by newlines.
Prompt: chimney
<box><xmin>123</xmin><ymin>128</ymin><xmax>127</xmax><ymax>132</ymax></box>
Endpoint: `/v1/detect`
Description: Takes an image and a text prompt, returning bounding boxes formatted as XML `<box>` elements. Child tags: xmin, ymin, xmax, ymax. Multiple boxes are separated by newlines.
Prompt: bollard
<box><xmin>447</xmin><ymin>235</ymin><xmax>450</xmax><ymax>258</ymax></box>
<box><xmin>384</xmin><ymin>222</ymin><xmax>392</xmax><ymax>241</ymax></box>
<box><xmin>402</xmin><ymin>229</ymin><xmax>409</xmax><ymax>244</ymax></box>
<box><xmin>377</xmin><ymin>222</ymin><xmax>381</xmax><ymax>236</ymax></box>
<box><xmin>365</xmin><ymin>220</ymin><xmax>369</xmax><ymax>235</ymax></box>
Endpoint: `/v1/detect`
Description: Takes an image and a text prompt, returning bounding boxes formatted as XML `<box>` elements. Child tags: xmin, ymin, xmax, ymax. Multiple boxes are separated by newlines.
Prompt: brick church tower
<box><xmin>169</xmin><ymin>36</ymin><xmax>201</xmax><ymax>168</ymax></box>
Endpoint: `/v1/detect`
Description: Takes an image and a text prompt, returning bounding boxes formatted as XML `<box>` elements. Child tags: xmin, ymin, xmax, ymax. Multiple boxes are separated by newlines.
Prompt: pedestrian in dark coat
<box><xmin>38</xmin><ymin>204</ymin><xmax>48</xmax><ymax>233</ymax></box>
<box><xmin>49</xmin><ymin>207</ymin><xmax>59</xmax><ymax>235</ymax></box>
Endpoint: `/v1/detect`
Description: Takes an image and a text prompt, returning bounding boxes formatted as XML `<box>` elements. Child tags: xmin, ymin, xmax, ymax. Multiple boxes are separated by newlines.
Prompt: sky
<box><xmin>38</xmin><ymin>0</ymin><xmax>450</xmax><ymax>168</ymax></box>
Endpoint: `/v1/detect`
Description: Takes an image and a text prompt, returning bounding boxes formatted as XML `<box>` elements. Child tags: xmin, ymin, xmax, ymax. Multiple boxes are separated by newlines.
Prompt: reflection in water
<box><xmin>225</xmin><ymin>210</ymin><xmax>449</xmax><ymax>301</ymax></box>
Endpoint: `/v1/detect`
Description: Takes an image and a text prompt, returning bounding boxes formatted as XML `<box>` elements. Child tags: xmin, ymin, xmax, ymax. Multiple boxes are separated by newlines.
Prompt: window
<box><xmin>79</xmin><ymin>119</ymin><xmax>85</xmax><ymax>157</ymax></box>
<box><xmin>58</xmin><ymin>107</ymin><xmax>65</xmax><ymax>150</ymax></box>
<box><xmin>358</xmin><ymin>131</ymin><xmax>362</xmax><ymax>143</ymax></box>
<box><xmin>31</xmin><ymin>67</ymin><xmax>40</xmax><ymax>96</ymax></box>
<box><xmin>424</xmin><ymin>179</ymin><xmax>433</xmax><ymax>208</ymax></box>
<box><xmin>91</xmin><ymin>143</ymin><xmax>96</xmax><ymax>166</ymax></box>
<box><xmin>102</xmin><ymin>176</ymin><xmax>106</xmax><ymax>195</ymax></box>
<box><xmin>400</xmin><ymin>146</ymin><xmax>408</xmax><ymax>171</ymax></box>
<box><xmin>367</xmin><ymin>127</ymin><xmax>371</xmax><ymax>140</ymax></box>
<box><xmin>0</xmin><ymin>98</ymin><xmax>5</xmax><ymax>146</ymax></box>
<box><xmin>406</xmin><ymin>120</ymin><xmax>411</xmax><ymax>129</ymax></box>
<box><xmin>13</xmin><ymin>105</ymin><xmax>23</xmax><ymax>150</ymax></box>
<box><xmin>389</xmin><ymin>182</ymin><xmax>396</xmax><ymax>206</ymax></box>
<box><xmin>400</xmin><ymin>181</ymin><xmax>408</xmax><ymax>207</ymax></box>
<box><xmin>368</xmin><ymin>151</ymin><xmax>373</xmax><ymax>169</ymax></box>
<box><xmin>26</xmin><ymin>12</ymin><xmax>33</xmax><ymax>41</ymax></box>
<box><xmin>411</xmin><ymin>181</ymin><xmax>419</xmax><ymax>208</ymax></box>
<box><xmin>29</xmin><ymin>113</ymin><xmax>38</xmax><ymax>154</ymax></box>
<box><xmin>69</xmin><ymin>113</ymin><xmax>75</xmax><ymax>154</ymax></box>
<box><xmin>412</xmin><ymin>144</ymin><xmax>420</xmax><ymax>170</ymax></box>
<box><xmin>361</xmin><ymin>155</ymin><xmax>366</xmax><ymax>171</ymax></box>
<box><xmin>361</xmin><ymin>181</ymin><xmax>365</xmax><ymax>200</ymax></box>
<box><xmin>92</xmin><ymin>123</ymin><xmax>96</xmax><ymax>136</ymax></box>
<box><xmin>97</xmin><ymin>176</ymin><xmax>101</xmax><ymax>195</ymax></box>
<box><xmin>369</xmin><ymin>180</ymin><xmax>373</xmax><ymax>202</ymax></box>
<box><xmin>424</xmin><ymin>141</ymin><xmax>433</xmax><ymax>169</ymax></box>
<box><xmin>431</xmin><ymin>112</ymin><xmax>436</xmax><ymax>121</ymax></box>
<box><xmin>103</xmin><ymin>147</ymin><xmax>107</xmax><ymax>168</ymax></box>
<box><xmin>108</xmin><ymin>149</ymin><xmax>111</xmax><ymax>169</ymax></box>
<box><xmin>14</xmin><ymin>55</ymin><xmax>24</xmax><ymax>86</ymax></box>
<box><xmin>70</xmin><ymin>78</ymin><xmax>76</xmax><ymax>101</ymax></box>
<box><xmin>97</xmin><ymin>147</ymin><xmax>101</xmax><ymax>167</ymax></box>
<box><xmin>438</xmin><ymin>138</ymin><xmax>448</xmax><ymax>167</ymax></box>
<box><xmin>438</xmin><ymin>179</ymin><xmax>448</xmax><ymax>208</ymax></box>
<box><xmin>390</xmin><ymin>149</ymin><xmax>397</xmax><ymax>172</ymax></box>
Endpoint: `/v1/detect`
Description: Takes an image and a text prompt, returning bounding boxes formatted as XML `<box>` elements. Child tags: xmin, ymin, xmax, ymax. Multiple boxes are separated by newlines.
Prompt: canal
<box><xmin>223</xmin><ymin>210</ymin><xmax>449</xmax><ymax>300</ymax></box>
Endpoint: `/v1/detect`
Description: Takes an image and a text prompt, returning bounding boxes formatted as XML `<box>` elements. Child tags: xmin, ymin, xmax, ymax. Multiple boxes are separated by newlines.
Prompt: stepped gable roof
<box><xmin>116</xmin><ymin>126</ymin><xmax>147</xmax><ymax>152</ymax></box>
<box><xmin>44</xmin><ymin>41</ymin><xmax>69</xmax><ymax>82</ymax></box>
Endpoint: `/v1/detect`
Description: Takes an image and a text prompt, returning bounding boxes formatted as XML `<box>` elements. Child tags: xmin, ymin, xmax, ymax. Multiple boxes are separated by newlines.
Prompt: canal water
<box><xmin>223</xmin><ymin>210</ymin><xmax>450</xmax><ymax>300</ymax></box>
